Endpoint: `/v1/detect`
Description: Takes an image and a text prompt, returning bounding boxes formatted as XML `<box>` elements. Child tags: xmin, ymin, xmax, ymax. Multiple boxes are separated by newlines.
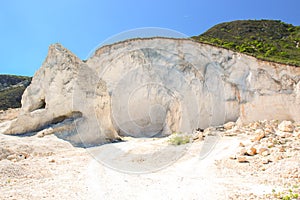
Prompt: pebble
<box><xmin>237</xmin><ymin>156</ymin><xmax>249</xmax><ymax>163</ymax></box>
<box><xmin>262</xmin><ymin>159</ymin><xmax>271</xmax><ymax>164</ymax></box>
<box><xmin>6</xmin><ymin>154</ymin><xmax>16</xmax><ymax>160</ymax></box>
<box><xmin>246</xmin><ymin>147</ymin><xmax>257</xmax><ymax>156</ymax></box>
<box><xmin>274</xmin><ymin>155</ymin><xmax>283</xmax><ymax>161</ymax></box>
<box><xmin>239</xmin><ymin>142</ymin><xmax>245</xmax><ymax>147</ymax></box>
<box><xmin>279</xmin><ymin>147</ymin><xmax>286</xmax><ymax>152</ymax></box>
<box><xmin>258</xmin><ymin>148</ymin><xmax>270</xmax><ymax>156</ymax></box>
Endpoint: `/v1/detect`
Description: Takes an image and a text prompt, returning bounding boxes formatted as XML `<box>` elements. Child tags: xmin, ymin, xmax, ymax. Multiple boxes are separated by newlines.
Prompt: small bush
<box><xmin>168</xmin><ymin>133</ymin><xmax>191</xmax><ymax>145</ymax></box>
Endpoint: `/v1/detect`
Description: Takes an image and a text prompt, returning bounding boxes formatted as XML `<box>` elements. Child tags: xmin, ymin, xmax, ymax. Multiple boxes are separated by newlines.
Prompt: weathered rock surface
<box><xmin>1</xmin><ymin>38</ymin><xmax>300</xmax><ymax>145</ymax></box>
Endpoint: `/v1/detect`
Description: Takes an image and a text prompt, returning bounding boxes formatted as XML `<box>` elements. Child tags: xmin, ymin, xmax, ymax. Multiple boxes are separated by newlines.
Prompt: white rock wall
<box><xmin>1</xmin><ymin>38</ymin><xmax>299</xmax><ymax>146</ymax></box>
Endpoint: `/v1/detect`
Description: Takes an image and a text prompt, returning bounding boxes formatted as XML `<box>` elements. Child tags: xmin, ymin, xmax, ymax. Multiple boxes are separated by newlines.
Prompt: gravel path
<box><xmin>0</xmin><ymin>120</ymin><xmax>299</xmax><ymax>199</ymax></box>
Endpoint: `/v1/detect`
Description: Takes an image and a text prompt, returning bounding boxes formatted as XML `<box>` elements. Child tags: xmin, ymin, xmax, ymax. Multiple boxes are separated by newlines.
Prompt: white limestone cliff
<box><xmin>1</xmin><ymin>38</ymin><xmax>299</xmax><ymax>146</ymax></box>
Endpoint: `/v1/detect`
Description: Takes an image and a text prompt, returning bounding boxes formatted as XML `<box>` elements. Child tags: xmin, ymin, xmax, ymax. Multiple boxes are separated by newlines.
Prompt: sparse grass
<box><xmin>273</xmin><ymin>139</ymin><xmax>279</xmax><ymax>145</ymax></box>
<box><xmin>272</xmin><ymin>186</ymin><xmax>299</xmax><ymax>199</ymax></box>
<box><xmin>168</xmin><ymin>132</ymin><xmax>191</xmax><ymax>145</ymax></box>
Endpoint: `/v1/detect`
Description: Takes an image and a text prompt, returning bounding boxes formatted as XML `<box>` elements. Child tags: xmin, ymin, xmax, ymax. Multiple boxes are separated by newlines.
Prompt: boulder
<box><xmin>251</xmin><ymin>129</ymin><xmax>265</xmax><ymax>142</ymax></box>
<box><xmin>278</xmin><ymin>120</ymin><xmax>294</xmax><ymax>132</ymax></box>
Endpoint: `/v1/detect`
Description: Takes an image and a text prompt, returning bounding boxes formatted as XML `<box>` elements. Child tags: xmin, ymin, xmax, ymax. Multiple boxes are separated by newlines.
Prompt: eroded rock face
<box><xmin>1</xmin><ymin>38</ymin><xmax>300</xmax><ymax>146</ymax></box>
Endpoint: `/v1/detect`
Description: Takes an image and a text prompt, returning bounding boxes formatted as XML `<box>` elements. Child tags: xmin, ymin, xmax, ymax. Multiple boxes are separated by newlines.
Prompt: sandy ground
<box><xmin>0</xmin><ymin>121</ymin><xmax>299</xmax><ymax>200</ymax></box>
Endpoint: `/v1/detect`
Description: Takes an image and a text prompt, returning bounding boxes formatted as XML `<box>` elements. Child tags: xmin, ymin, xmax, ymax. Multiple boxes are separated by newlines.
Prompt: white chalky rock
<box><xmin>1</xmin><ymin>38</ymin><xmax>299</xmax><ymax>146</ymax></box>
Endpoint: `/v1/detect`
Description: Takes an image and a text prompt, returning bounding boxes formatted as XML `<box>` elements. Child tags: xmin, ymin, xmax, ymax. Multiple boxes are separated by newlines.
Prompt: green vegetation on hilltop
<box><xmin>192</xmin><ymin>20</ymin><xmax>300</xmax><ymax>66</ymax></box>
<box><xmin>0</xmin><ymin>75</ymin><xmax>31</xmax><ymax>110</ymax></box>
<box><xmin>0</xmin><ymin>75</ymin><xmax>31</xmax><ymax>90</ymax></box>
<box><xmin>0</xmin><ymin>86</ymin><xmax>27</xmax><ymax>110</ymax></box>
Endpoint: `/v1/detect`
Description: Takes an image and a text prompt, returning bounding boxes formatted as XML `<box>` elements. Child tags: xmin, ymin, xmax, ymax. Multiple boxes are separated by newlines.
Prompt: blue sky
<box><xmin>1</xmin><ymin>0</ymin><xmax>300</xmax><ymax>76</ymax></box>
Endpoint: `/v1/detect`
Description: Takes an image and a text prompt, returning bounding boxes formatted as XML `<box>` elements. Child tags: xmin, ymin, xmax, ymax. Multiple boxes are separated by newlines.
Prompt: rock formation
<box><xmin>1</xmin><ymin>38</ymin><xmax>299</xmax><ymax>146</ymax></box>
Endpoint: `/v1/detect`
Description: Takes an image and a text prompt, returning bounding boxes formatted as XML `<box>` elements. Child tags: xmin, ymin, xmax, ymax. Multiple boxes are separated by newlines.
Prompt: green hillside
<box><xmin>192</xmin><ymin>19</ymin><xmax>300</xmax><ymax>66</ymax></box>
<box><xmin>0</xmin><ymin>75</ymin><xmax>31</xmax><ymax>110</ymax></box>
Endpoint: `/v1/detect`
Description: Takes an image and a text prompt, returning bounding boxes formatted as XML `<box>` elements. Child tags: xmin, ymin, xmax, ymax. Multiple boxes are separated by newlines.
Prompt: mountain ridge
<box><xmin>192</xmin><ymin>19</ymin><xmax>300</xmax><ymax>66</ymax></box>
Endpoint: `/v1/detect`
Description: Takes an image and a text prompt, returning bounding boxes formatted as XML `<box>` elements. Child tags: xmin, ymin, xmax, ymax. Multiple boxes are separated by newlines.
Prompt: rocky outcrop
<box><xmin>1</xmin><ymin>38</ymin><xmax>299</xmax><ymax>146</ymax></box>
